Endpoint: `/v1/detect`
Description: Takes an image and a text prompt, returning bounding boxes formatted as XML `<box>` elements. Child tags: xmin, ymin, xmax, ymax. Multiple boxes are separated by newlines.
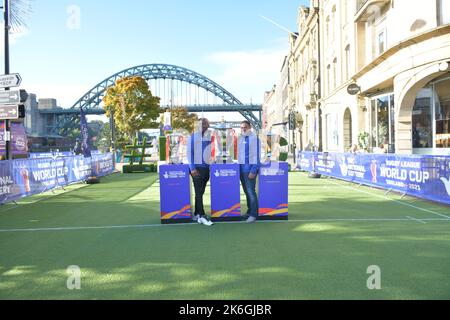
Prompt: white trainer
<box><xmin>192</xmin><ymin>215</ymin><xmax>200</xmax><ymax>222</ymax></box>
<box><xmin>246</xmin><ymin>216</ymin><xmax>257</xmax><ymax>224</ymax></box>
<box><xmin>198</xmin><ymin>216</ymin><xmax>214</xmax><ymax>226</ymax></box>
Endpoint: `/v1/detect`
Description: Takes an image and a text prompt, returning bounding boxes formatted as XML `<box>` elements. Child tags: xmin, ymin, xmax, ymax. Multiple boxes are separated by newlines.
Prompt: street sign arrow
<box><xmin>0</xmin><ymin>89</ymin><xmax>28</xmax><ymax>104</ymax></box>
<box><xmin>0</xmin><ymin>73</ymin><xmax>22</xmax><ymax>88</ymax></box>
<box><xmin>0</xmin><ymin>104</ymin><xmax>20</xmax><ymax>120</ymax></box>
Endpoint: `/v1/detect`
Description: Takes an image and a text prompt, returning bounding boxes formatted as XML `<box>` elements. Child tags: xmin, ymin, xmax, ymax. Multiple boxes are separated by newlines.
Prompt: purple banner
<box><xmin>210</xmin><ymin>163</ymin><xmax>241</xmax><ymax>220</ymax></box>
<box><xmin>0</xmin><ymin>153</ymin><xmax>114</xmax><ymax>204</ymax></box>
<box><xmin>0</xmin><ymin>161</ymin><xmax>14</xmax><ymax>203</ymax></box>
<box><xmin>80</xmin><ymin>107</ymin><xmax>91</xmax><ymax>158</ymax></box>
<box><xmin>0</xmin><ymin>121</ymin><xmax>28</xmax><ymax>156</ymax></box>
<box><xmin>159</xmin><ymin>164</ymin><xmax>192</xmax><ymax>223</ymax></box>
<box><xmin>298</xmin><ymin>152</ymin><xmax>450</xmax><ymax>206</ymax></box>
<box><xmin>91</xmin><ymin>153</ymin><xmax>115</xmax><ymax>177</ymax></box>
<box><xmin>258</xmin><ymin>161</ymin><xmax>289</xmax><ymax>219</ymax></box>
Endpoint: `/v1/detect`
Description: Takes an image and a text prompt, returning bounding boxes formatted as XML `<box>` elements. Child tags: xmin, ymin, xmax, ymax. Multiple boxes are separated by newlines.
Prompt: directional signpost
<box><xmin>0</xmin><ymin>89</ymin><xmax>28</xmax><ymax>105</ymax></box>
<box><xmin>0</xmin><ymin>73</ymin><xmax>27</xmax><ymax>160</ymax></box>
<box><xmin>0</xmin><ymin>105</ymin><xmax>21</xmax><ymax>120</ymax></box>
<box><xmin>0</xmin><ymin>73</ymin><xmax>22</xmax><ymax>88</ymax></box>
<box><xmin>0</xmin><ymin>89</ymin><xmax>28</xmax><ymax>122</ymax></box>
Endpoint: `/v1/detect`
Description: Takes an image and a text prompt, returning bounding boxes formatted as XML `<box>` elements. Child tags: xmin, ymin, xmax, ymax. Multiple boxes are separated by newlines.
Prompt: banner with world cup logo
<box><xmin>298</xmin><ymin>152</ymin><xmax>450</xmax><ymax>205</ymax></box>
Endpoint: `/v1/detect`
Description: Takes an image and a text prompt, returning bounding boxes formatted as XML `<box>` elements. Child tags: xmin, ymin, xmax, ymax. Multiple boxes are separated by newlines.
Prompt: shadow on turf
<box><xmin>1</xmin><ymin>218</ymin><xmax>450</xmax><ymax>300</ymax></box>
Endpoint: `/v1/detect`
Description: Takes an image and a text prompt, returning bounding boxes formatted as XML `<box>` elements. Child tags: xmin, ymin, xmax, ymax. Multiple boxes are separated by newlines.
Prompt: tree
<box><xmin>102</xmin><ymin>76</ymin><xmax>160</xmax><ymax>141</ymax></box>
<box><xmin>169</xmin><ymin>106</ymin><xmax>199</xmax><ymax>132</ymax></box>
<box><xmin>96</xmin><ymin>122</ymin><xmax>128</xmax><ymax>152</ymax></box>
<box><xmin>87</xmin><ymin>120</ymin><xmax>105</xmax><ymax>149</ymax></box>
<box><xmin>8</xmin><ymin>0</ymin><xmax>32</xmax><ymax>33</ymax></box>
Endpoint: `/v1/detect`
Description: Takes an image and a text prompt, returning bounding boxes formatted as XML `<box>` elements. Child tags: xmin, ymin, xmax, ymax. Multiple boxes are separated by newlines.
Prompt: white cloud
<box><xmin>206</xmin><ymin>46</ymin><xmax>288</xmax><ymax>104</ymax></box>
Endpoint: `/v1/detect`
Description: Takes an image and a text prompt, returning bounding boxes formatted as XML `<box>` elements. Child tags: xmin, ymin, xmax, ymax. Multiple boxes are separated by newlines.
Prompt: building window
<box><xmin>390</xmin><ymin>94</ymin><xmax>395</xmax><ymax>151</ymax></box>
<box><xmin>333</xmin><ymin>58</ymin><xmax>337</xmax><ymax>89</ymax></box>
<box><xmin>378</xmin><ymin>30</ymin><xmax>386</xmax><ymax>55</ymax></box>
<box><xmin>327</xmin><ymin>65</ymin><xmax>331</xmax><ymax>95</ymax></box>
<box><xmin>344</xmin><ymin>108</ymin><xmax>353</xmax><ymax>149</ymax></box>
<box><xmin>342</xmin><ymin>0</ymin><xmax>348</xmax><ymax>25</ymax></box>
<box><xmin>326</xmin><ymin>16</ymin><xmax>330</xmax><ymax>43</ymax></box>
<box><xmin>311</xmin><ymin>27</ymin><xmax>317</xmax><ymax>54</ymax></box>
<box><xmin>370</xmin><ymin>93</ymin><xmax>395</xmax><ymax>153</ymax></box>
<box><xmin>412</xmin><ymin>89</ymin><xmax>434</xmax><ymax>148</ymax></box>
<box><xmin>325</xmin><ymin>113</ymin><xmax>339</xmax><ymax>151</ymax></box>
<box><xmin>435</xmin><ymin>79</ymin><xmax>450</xmax><ymax>148</ymax></box>
<box><xmin>439</xmin><ymin>0</ymin><xmax>450</xmax><ymax>25</ymax></box>
<box><xmin>345</xmin><ymin>45</ymin><xmax>351</xmax><ymax>81</ymax></box>
<box><xmin>331</xmin><ymin>6</ymin><xmax>336</xmax><ymax>43</ymax></box>
<box><xmin>413</xmin><ymin>76</ymin><xmax>450</xmax><ymax>151</ymax></box>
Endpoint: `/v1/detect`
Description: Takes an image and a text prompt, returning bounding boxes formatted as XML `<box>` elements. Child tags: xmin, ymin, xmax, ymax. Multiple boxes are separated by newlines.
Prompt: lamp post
<box><xmin>298</xmin><ymin>116</ymin><xmax>304</xmax><ymax>152</ymax></box>
<box><xmin>2</xmin><ymin>0</ymin><xmax>11</xmax><ymax>160</ymax></box>
<box><xmin>3</xmin><ymin>0</ymin><xmax>10</xmax><ymax>75</ymax></box>
<box><xmin>109</xmin><ymin>112</ymin><xmax>116</xmax><ymax>167</ymax></box>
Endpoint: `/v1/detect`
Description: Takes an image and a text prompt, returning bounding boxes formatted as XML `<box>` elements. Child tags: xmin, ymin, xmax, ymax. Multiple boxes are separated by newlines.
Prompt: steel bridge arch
<box><xmin>70</xmin><ymin>63</ymin><xmax>260</xmax><ymax>127</ymax></box>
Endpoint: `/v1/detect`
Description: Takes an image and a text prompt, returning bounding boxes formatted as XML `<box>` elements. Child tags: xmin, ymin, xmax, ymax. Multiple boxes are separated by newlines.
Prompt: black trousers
<box><xmin>192</xmin><ymin>167</ymin><xmax>210</xmax><ymax>217</ymax></box>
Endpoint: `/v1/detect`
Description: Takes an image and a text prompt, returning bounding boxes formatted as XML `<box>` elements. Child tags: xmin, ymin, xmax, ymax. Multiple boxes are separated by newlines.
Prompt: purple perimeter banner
<box><xmin>0</xmin><ymin>121</ymin><xmax>28</xmax><ymax>157</ymax></box>
<box><xmin>298</xmin><ymin>152</ymin><xmax>450</xmax><ymax>206</ymax></box>
<box><xmin>0</xmin><ymin>153</ymin><xmax>114</xmax><ymax>204</ymax></box>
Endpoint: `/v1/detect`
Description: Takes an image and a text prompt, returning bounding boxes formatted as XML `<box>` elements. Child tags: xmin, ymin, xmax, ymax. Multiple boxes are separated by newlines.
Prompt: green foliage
<box><xmin>358</xmin><ymin>132</ymin><xmax>370</xmax><ymax>150</ymax></box>
<box><xmin>168</xmin><ymin>106</ymin><xmax>198</xmax><ymax>132</ymax></box>
<box><xmin>123</xmin><ymin>137</ymin><xmax>153</xmax><ymax>166</ymax></box>
<box><xmin>58</xmin><ymin>114</ymin><xmax>80</xmax><ymax>139</ymax></box>
<box><xmin>279</xmin><ymin>137</ymin><xmax>289</xmax><ymax>161</ymax></box>
<box><xmin>103</xmin><ymin>76</ymin><xmax>161</xmax><ymax>141</ymax></box>
<box><xmin>279</xmin><ymin>137</ymin><xmax>288</xmax><ymax>147</ymax></box>
<box><xmin>122</xmin><ymin>164</ymin><xmax>156</xmax><ymax>173</ymax></box>
<box><xmin>279</xmin><ymin>153</ymin><xmax>288</xmax><ymax>162</ymax></box>
<box><xmin>159</xmin><ymin>136</ymin><xmax>167</xmax><ymax>161</ymax></box>
<box><xmin>98</xmin><ymin>122</ymin><xmax>129</xmax><ymax>153</ymax></box>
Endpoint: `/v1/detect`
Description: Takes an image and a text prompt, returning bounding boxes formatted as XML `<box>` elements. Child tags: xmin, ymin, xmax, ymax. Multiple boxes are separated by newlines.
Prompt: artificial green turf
<box><xmin>0</xmin><ymin>172</ymin><xmax>449</xmax><ymax>300</ymax></box>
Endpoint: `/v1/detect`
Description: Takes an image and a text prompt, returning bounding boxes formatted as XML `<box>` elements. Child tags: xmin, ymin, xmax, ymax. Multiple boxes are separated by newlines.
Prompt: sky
<box><xmin>1</xmin><ymin>0</ymin><xmax>308</xmax><ymax>121</ymax></box>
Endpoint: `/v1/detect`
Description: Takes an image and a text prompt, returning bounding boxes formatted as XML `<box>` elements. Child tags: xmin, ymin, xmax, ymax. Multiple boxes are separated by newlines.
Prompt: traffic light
<box><xmin>288</xmin><ymin>112</ymin><xmax>296</xmax><ymax>130</ymax></box>
<box><xmin>18</xmin><ymin>105</ymin><xmax>25</xmax><ymax>118</ymax></box>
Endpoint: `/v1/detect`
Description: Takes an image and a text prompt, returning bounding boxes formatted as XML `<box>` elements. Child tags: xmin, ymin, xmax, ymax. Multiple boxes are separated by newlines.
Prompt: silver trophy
<box><xmin>213</xmin><ymin>125</ymin><xmax>237</xmax><ymax>164</ymax></box>
<box><xmin>166</xmin><ymin>133</ymin><xmax>186</xmax><ymax>164</ymax></box>
<box><xmin>263</xmin><ymin>132</ymin><xmax>281</xmax><ymax>162</ymax></box>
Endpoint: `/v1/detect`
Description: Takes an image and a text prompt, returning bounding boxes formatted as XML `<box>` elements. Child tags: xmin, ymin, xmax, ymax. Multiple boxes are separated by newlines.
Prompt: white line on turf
<box><xmin>1</xmin><ymin>217</ymin><xmax>449</xmax><ymax>233</ymax></box>
<box><xmin>406</xmin><ymin>216</ymin><xmax>427</xmax><ymax>224</ymax></box>
<box><xmin>326</xmin><ymin>178</ymin><xmax>450</xmax><ymax>219</ymax></box>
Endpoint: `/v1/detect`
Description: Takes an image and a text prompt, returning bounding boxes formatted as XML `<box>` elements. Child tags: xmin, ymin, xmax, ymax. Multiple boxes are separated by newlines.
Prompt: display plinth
<box><xmin>258</xmin><ymin>161</ymin><xmax>289</xmax><ymax>221</ymax></box>
<box><xmin>159</xmin><ymin>164</ymin><xmax>193</xmax><ymax>224</ymax></box>
<box><xmin>210</xmin><ymin>163</ymin><xmax>241</xmax><ymax>222</ymax></box>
